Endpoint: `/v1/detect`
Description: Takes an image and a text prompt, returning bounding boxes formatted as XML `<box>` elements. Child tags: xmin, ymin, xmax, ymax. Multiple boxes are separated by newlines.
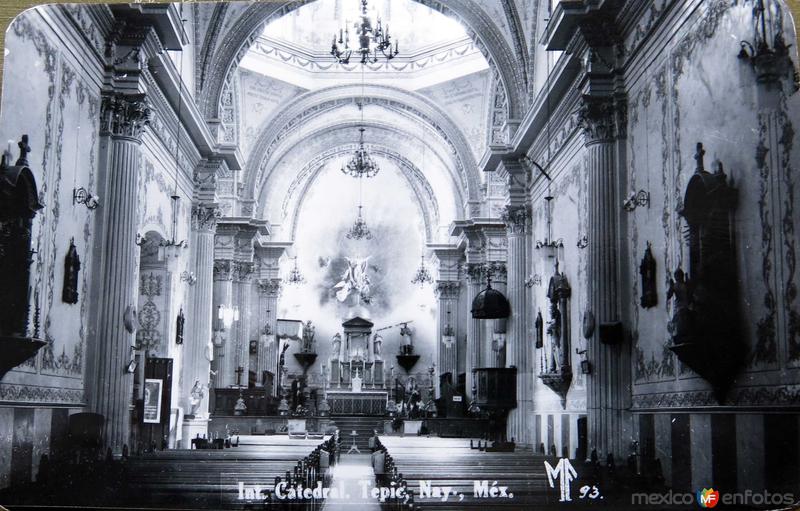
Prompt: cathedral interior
<box><xmin>0</xmin><ymin>0</ymin><xmax>799</xmax><ymax>509</ymax></box>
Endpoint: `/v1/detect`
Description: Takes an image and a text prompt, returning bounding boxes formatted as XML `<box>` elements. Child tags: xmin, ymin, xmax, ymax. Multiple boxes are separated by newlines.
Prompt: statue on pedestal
<box><xmin>373</xmin><ymin>333</ymin><xmax>383</xmax><ymax>360</ymax></box>
<box><xmin>188</xmin><ymin>380</ymin><xmax>206</xmax><ymax>417</ymax></box>
<box><xmin>302</xmin><ymin>320</ymin><xmax>315</xmax><ymax>352</ymax></box>
<box><xmin>331</xmin><ymin>332</ymin><xmax>342</xmax><ymax>361</ymax></box>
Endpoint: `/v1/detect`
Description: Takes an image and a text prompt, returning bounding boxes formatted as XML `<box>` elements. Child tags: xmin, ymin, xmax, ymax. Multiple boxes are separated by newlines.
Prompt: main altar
<box><xmin>326</xmin><ymin>316</ymin><xmax>387</xmax><ymax>416</ymax></box>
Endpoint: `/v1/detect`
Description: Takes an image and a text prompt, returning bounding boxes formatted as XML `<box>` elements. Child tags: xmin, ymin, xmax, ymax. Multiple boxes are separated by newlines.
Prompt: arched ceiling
<box><xmin>192</xmin><ymin>0</ymin><xmax>541</xmax><ymax>245</ymax></box>
<box><xmin>194</xmin><ymin>0</ymin><xmax>531</xmax><ymax>125</ymax></box>
<box><xmin>245</xmin><ymin>84</ymin><xmax>478</xmax><ymax>212</ymax></box>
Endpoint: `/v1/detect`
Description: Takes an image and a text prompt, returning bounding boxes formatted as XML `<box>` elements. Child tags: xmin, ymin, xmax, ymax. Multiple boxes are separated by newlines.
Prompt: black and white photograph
<box><xmin>0</xmin><ymin>0</ymin><xmax>799</xmax><ymax>509</ymax></box>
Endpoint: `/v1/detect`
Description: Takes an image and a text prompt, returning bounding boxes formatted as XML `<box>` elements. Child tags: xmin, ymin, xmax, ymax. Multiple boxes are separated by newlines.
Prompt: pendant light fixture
<box><xmin>159</xmin><ymin>30</ymin><xmax>188</xmax><ymax>260</ymax></box>
<box><xmin>331</xmin><ymin>0</ymin><xmax>399</xmax><ymax>65</ymax></box>
<box><xmin>342</xmin><ymin>65</ymin><xmax>379</xmax><ymax>178</ymax></box>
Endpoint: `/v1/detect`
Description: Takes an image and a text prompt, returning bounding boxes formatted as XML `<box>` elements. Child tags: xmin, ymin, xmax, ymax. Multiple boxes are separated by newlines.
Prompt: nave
<box><xmin>1</xmin><ymin>0</ymin><xmax>799</xmax><ymax>508</ymax></box>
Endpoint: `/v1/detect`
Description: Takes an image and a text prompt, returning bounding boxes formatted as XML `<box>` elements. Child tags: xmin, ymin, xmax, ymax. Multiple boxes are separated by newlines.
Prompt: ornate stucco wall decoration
<box><xmin>62</xmin><ymin>237</ymin><xmax>80</xmax><ymax>304</ymax></box>
<box><xmin>639</xmin><ymin>242</ymin><xmax>657</xmax><ymax>308</ymax></box>
<box><xmin>137</xmin><ymin>272</ymin><xmax>163</xmax><ymax>353</ymax></box>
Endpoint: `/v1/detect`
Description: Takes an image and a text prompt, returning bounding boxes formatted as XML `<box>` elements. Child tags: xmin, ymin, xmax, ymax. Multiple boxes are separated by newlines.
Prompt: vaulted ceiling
<box><xmin>190</xmin><ymin>0</ymin><xmax>544</xmax><ymax>243</ymax></box>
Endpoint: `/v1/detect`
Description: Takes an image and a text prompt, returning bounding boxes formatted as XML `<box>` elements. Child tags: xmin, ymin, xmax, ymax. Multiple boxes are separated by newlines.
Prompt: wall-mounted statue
<box><xmin>639</xmin><ymin>242</ymin><xmax>657</xmax><ymax>308</ymax></box>
<box><xmin>62</xmin><ymin>238</ymin><xmax>80</xmax><ymax>304</ymax></box>
<box><xmin>302</xmin><ymin>320</ymin><xmax>315</xmax><ymax>352</ymax></box>
<box><xmin>668</xmin><ymin>142</ymin><xmax>743</xmax><ymax>403</ymax></box>
<box><xmin>534</xmin><ymin>311</ymin><xmax>544</xmax><ymax>349</ymax></box>
<box><xmin>175</xmin><ymin>308</ymin><xmax>185</xmax><ymax>345</ymax></box>
<box><xmin>539</xmin><ymin>260</ymin><xmax>572</xmax><ymax>408</ymax></box>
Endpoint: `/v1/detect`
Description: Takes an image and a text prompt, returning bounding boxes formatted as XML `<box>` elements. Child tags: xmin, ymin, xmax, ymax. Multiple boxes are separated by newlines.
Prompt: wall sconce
<box><xmin>623</xmin><ymin>190</ymin><xmax>650</xmax><ymax>212</ymax></box>
<box><xmin>576</xmin><ymin>235</ymin><xmax>589</xmax><ymax>249</ymax></box>
<box><xmin>73</xmin><ymin>187</ymin><xmax>99</xmax><ymax>210</ymax></box>
<box><xmin>576</xmin><ymin>349</ymin><xmax>591</xmax><ymax>374</ymax></box>
<box><xmin>525</xmin><ymin>274</ymin><xmax>542</xmax><ymax>287</ymax></box>
<box><xmin>180</xmin><ymin>271</ymin><xmax>196</xmax><ymax>285</ymax></box>
<box><xmin>125</xmin><ymin>345</ymin><xmax>138</xmax><ymax>373</ymax></box>
<box><xmin>738</xmin><ymin>0</ymin><xmax>796</xmax><ymax>86</ymax></box>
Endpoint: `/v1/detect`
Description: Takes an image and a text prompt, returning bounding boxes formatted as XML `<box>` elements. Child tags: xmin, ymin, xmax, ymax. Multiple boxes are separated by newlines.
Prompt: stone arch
<box><xmin>245</xmin><ymin>84</ymin><xmax>478</xmax><ymax>206</ymax></box>
<box><xmin>277</xmin><ymin>144</ymin><xmax>443</xmax><ymax>243</ymax></box>
<box><xmin>197</xmin><ymin>0</ymin><xmax>526</xmax><ymax>129</ymax></box>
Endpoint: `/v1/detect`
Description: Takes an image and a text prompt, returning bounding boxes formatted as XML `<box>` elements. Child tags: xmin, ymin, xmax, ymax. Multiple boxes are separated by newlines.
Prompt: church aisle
<box><xmin>322</xmin><ymin>454</ymin><xmax>382</xmax><ymax>511</ymax></box>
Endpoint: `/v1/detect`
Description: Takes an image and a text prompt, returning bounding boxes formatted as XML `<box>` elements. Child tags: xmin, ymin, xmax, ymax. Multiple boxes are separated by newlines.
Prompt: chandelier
<box><xmin>346</xmin><ymin>205</ymin><xmax>373</xmax><ymax>240</ymax></box>
<box><xmin>411</xmin><ymin>254</ymin><xmax>433</xmax><ymax>287</ymax></box>
<box><xmin>285</xmin><ymin>256</ymin><xmax>305</xmax><ymax>286</ymax></box>
<box><xmin>534</xmin><ymin>195</ymin><xmax>563</xmax><ymax>258</ymax></box>
<box><xmin>331</xmin><ymin>0</ymin><xmax>399</xmax><ymax>65</ymax></box>
<box><xmin>342</xmin><ymin>127</ymin><xmax>379</xmax><ymax>178</ymax></box>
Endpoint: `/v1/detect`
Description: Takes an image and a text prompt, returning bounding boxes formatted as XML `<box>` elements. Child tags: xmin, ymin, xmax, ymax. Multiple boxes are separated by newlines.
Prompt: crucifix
<box><xmin>235</xmin><ymin>365</ymin><xmax>244</xmax><ymax>387</ymax></box>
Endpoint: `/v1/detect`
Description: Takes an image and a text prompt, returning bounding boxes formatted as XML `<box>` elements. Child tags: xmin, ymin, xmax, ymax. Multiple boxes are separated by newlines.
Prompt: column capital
<box><xmin>213</xmin><ymin>259</ymin><xmax>233</xmax><ymax>281</ymax></box>
<box><xmin>100</xmin><ymin>93</ymin><xmax>151</xmax><ymax>141</ymax></box>
<box><xmin>501</xmin><ymin>204</ymin><xmax>530</xmax><ymax>235</ymax></box>
<box><xmin>578</xmin><ymin>95</ymin><xmax>627</xmax><ymax>144</ymax></box>
<box><xmin>434</xmin><ymin>280</ymin><xmax>461</xmax><ymax>299</ymax></box>
<box><xmin>232</xmin><ymin>261</ymin><xmax>255</xmax><ymax>282</ymax></box>
<box><xmin>192</xmin><ymin>204</ymin><xmax>220</xmax><ymax>232</ymax></box>
<box><xmin>257</xmin><ymin>278</ymin><xmax>283</xmax><ymax>297</ymax></box>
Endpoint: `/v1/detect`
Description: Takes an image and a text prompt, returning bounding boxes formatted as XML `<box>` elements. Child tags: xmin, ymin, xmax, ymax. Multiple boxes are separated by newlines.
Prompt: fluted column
<box><xmin>89</xmin><ymin>93</ymin><xmax>151</xmax><ymax>454</ymax></box>
<box><xmin>231</xmin><ymin>262</ymin><xmax>254</xmax><ymax>387</ymax></box>
<box><xmin>180</xmin><ymin>205</ymin><xmax>219</xmax><ymax>418</ymax></box>
<box><xmin>465</xmin><ymin>264</ymin><xmax>485</xmax><ymax>395</ymax></box>
<box><xmin>580</xmin><ymin>96</ymin><xmax>629</xmax><ymax>461</ymax></box>
<box><xmin>503</xmin><ymin>205</ymin><xmax>531</xmax><ymax>446</ymax></box>
<box><xmin>256</xmin><ymin>278</ymin><xmax>282</xmax><ymax>394</ymax></box>
<box><xmin>435</xmin><ymin>281</ymin><xmax>460</xmax><ymax>387</ymax></box>
<box><xmin>212</xmin><ymin>260</ymin><xmax>234</xmax><ymax>387</ymax></box>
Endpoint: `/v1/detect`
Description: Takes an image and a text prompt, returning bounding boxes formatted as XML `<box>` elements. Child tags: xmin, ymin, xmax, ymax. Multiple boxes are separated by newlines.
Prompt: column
<box><xmin>212</xmin><ymin>259</ymin><xmax>234</xmax><ymax>387</ymax></box>
<box><xmin>180</xmin><ymin>205</ymin><xmax>218</xmax><ymax>414</ymax></box>
<box><xmin>231</xmin><ymin>261</ymin><xmax>254</xmax><ymax>387</ymax></box>
<box><xmin>256</xmin><ymin>278</ymin><xmax>282</xmax><ymax>393</ymax></box>
<box><xmin>89</xmin><ymin>93</ymin><xmax>151</xmax><ymax>454</ymax></box>
<box><xmin>581</xmin><ymin>96</ymin><xmax>629</xmax><ymax>461</ymax></box>
<box><xmin>503</xmin><ymin>204</ymin><xmax>532</xmax><ymax>447</ymax></box>
<box><xmin>435</xmin><ymin>281</ymin><xmax>460</xmax><ymax>388</ymax></box>
<box><xmin>465</xmin><ymin>263</ymin><xmax>485</xmax><ymax>395</ymax></box>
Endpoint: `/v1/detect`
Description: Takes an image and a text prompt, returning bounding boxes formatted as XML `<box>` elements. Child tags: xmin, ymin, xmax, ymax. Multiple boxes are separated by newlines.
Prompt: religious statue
<box><xmin>302</xmin><ymin>320</ymin><xmax>315</xmax><ymax>352</ymax></box>
<box><xmin>667</xmin><ymin>267</ymin><xmax>695</xmax><ymax>344</ymax></box>
<box><xmin>535</xmin><ymin>311</ymin><xmax>544</xmax><ymax>349</ymax></box>
<box><xmin>639</xmin><ymin>242</ymin><xmax>658</xmax><ymax>308</ymax></box>
<box><xmin>331</xmin><ymin>332</ymin><xmax>342</xmax><ymax>361</ymax></box>
<box><xmin>62</xmin><ymin>238</ymin><xmax>80</xmax><ymax>304</ymax></box>
<box><xmin>234</xmin><ymin>395</ymin><xmax>247</xmax><ymax>415</ymax></box>
<box><xmin>399</xmin><ymin>323</ymin><xmax>413</xmax><ymax>355</ymax></box>
<box><xmin>188</xmin><ymin>380</ymin><xmax>206</xmax><ymax>417</ymax></box>
<box><xmin>205</xmin><ymin>336</ymin><xmax>215</xmax><ymax>362</ymax></box>
<box><xmin>372</xmin><ymin>333</ymin><xmax>383</xmax><ymax>360</ymax></box>
<box><xmin>334</xmin><ymin>256</ymin><xmax>372</xmax><ymax>303</ymax></box>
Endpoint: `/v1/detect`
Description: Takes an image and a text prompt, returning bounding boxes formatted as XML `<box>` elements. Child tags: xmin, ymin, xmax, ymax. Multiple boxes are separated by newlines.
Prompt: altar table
<box><xmin>327</xmin><ymin>390</ymin><xmax>387</xmax><ymax>416</ymax></box>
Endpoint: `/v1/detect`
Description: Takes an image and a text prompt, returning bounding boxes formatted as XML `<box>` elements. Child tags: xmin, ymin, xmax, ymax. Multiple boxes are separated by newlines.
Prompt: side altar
<box><xmin>326</xmin><ymin>316</ymin><xmax>387</xmax><ymax>416</ymax></box>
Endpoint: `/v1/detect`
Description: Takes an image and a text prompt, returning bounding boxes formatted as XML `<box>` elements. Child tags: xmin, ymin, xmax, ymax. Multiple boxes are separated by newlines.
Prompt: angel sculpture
<box><xmin>334</xmin><ymin>256</ymin><xmax>371</xmax><ymax>303</ymax></box>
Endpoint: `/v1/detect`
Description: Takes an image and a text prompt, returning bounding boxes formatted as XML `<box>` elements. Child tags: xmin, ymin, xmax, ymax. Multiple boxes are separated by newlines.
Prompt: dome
<box><xmin>471</xmin><ymin>284</ymin><xmax>510</xmax><ymax>319</ymax></box>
